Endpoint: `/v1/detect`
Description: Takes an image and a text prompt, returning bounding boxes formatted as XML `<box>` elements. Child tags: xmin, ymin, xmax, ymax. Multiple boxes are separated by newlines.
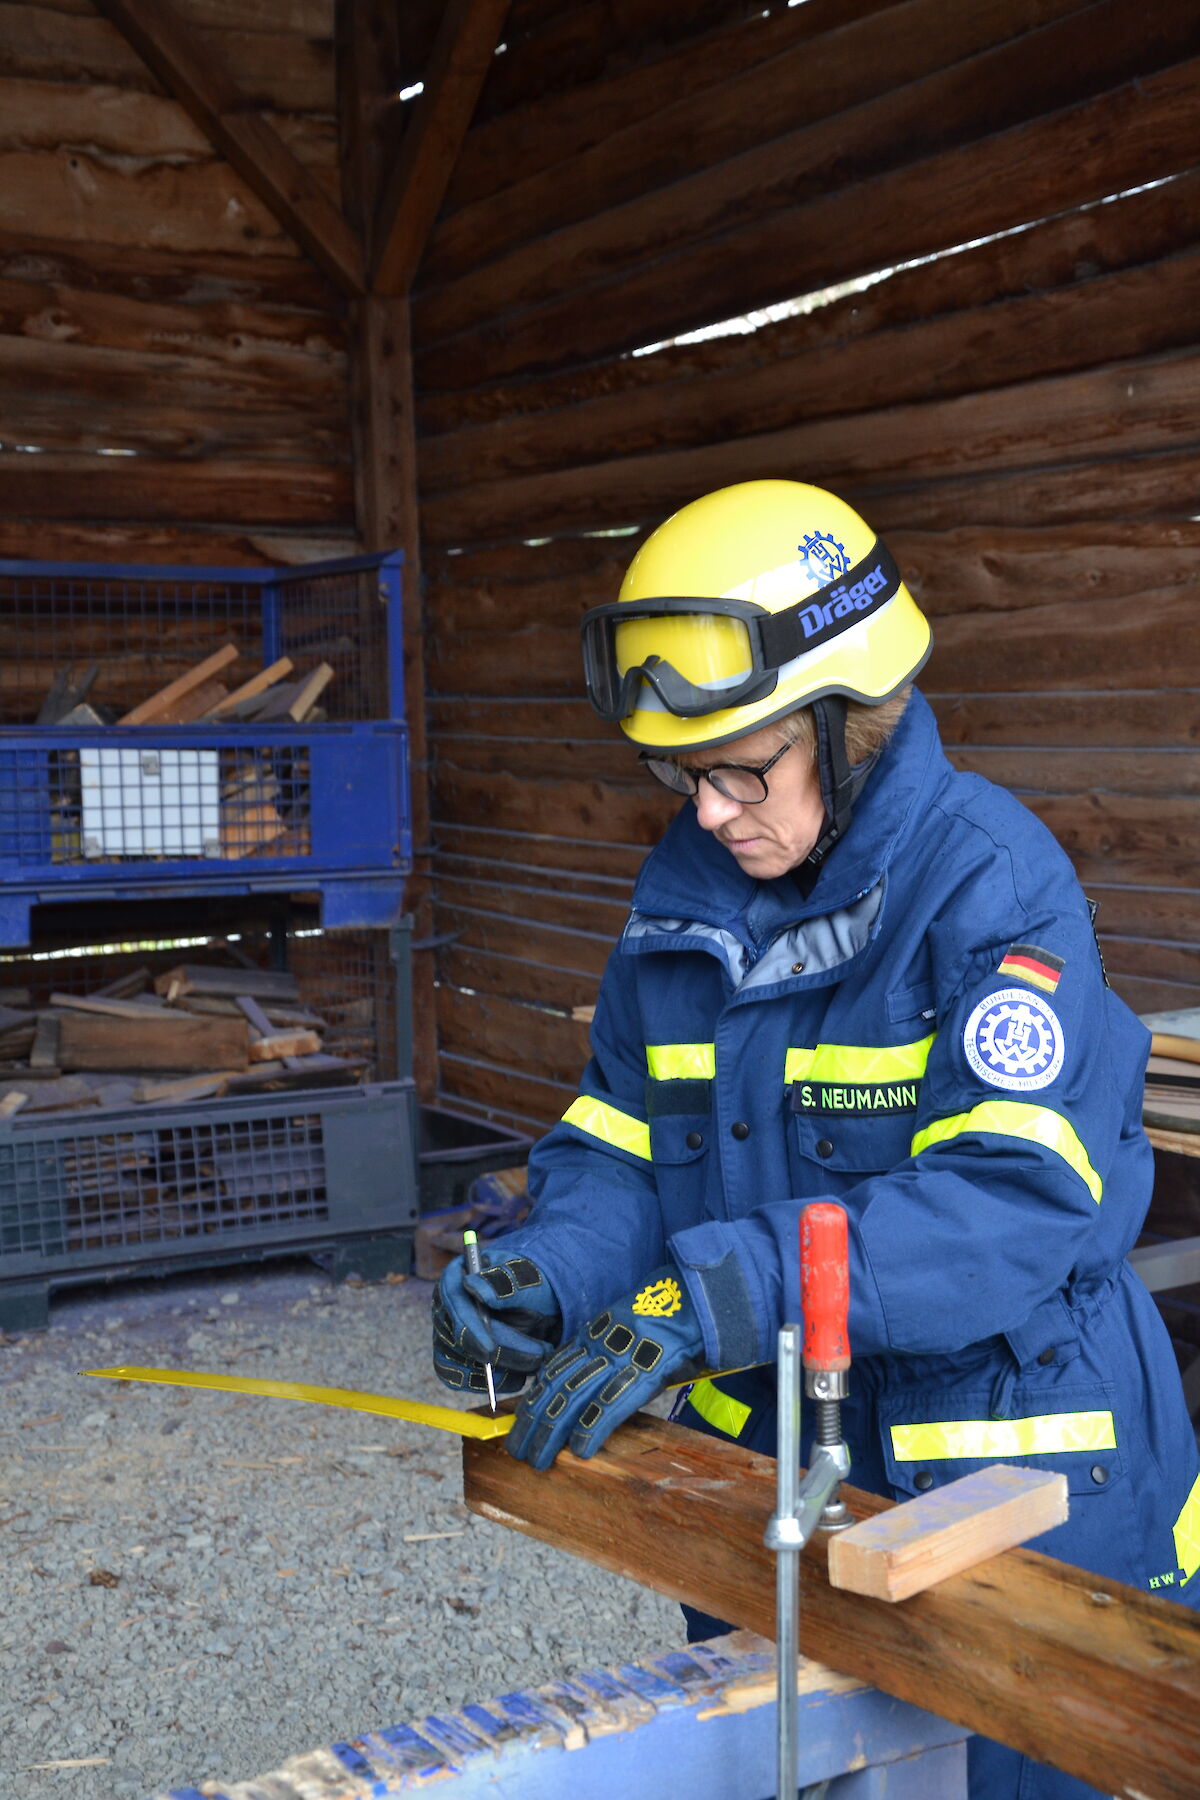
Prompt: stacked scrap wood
<box><xmin>39</xmin><ymin>647</ymin><xmax>335</xmax><ymax>730</ymax></box>
<box><xmin>40</xmin><ymin>648</ymin><xmax>333</xmax><ymax>862</ymax></box>
<box><xmin>0</xmin><ymin>962</ymin><xmax>370</xmax><ymax>1120</ymax></box>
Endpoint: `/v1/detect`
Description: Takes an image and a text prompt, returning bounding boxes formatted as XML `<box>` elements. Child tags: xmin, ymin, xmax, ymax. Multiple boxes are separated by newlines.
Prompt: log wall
<box><xmin>418</xmin><ymin>0</ymin><xmax>1200</xmax><ymax>1133</ymax></box>
<box><xmin>0</xmin><ymin>0</ymin><xmax>354</xmax><ymax>567</ymax></box>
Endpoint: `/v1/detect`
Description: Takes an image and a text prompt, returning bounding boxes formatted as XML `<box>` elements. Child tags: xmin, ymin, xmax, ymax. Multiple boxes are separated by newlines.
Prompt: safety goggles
<box><xmin>580</xmin><ymin>540</ymin><xmax>901</xmax><ymax>723</ymax></box>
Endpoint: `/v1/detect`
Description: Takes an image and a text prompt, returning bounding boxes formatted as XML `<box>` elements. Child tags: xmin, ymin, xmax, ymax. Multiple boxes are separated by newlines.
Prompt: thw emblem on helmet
<box><xmin>632</xmin><ymin>1277</ymin><xmax>683</xmax><ymax>1317</ymax></box>
<box><xmin>799</xmin><ymin>530</ymin><xmax>850</xmax><ymax>582</ymax></box>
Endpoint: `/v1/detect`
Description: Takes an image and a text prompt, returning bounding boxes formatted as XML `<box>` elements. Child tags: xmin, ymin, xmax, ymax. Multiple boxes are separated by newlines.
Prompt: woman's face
<box><xmin>684</xmin><ymin>723</ymin><xmax>825</xmax><ymax>879</ymax></box>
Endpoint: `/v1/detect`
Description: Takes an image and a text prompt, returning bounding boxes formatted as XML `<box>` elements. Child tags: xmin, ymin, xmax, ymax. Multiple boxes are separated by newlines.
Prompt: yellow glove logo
<box><xmin>632</xmin><ymin>1277</ymin><xmax>682</xmax><ymax>1318</ymax></box>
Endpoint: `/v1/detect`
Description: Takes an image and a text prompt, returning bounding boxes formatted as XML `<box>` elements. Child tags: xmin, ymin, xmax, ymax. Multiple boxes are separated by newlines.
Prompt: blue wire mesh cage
<box><xmin>0</xmin><ymin>554</ymin><xmax>411</xmax><ymax>946</ymax></box>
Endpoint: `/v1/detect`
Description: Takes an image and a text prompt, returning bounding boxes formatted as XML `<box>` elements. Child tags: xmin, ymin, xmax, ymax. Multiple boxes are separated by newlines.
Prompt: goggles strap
<box><xmin>804</xmin><ymin>696</ymin><xmax>877</xmax><ymax>876</ymax></box>
<box><xmin>756</xmin><ymin>540</ymin><xmax>902</xmax><ymax>667</ymax></box>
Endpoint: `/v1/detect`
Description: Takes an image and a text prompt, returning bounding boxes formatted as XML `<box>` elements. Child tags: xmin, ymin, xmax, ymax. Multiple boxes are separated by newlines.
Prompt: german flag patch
<box><xmin>997</xmin><ymin>943</ymin><xmax>1064</xmax><ymax>995</ymax></box>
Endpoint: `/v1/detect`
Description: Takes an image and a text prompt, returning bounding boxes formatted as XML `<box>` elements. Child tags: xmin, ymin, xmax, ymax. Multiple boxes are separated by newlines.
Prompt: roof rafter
<box><xmin>92</xmin><ymin>0</ymin><xmax>366</xmax><ymax>297</ymax></box>
<box><xmin>371</xmin><ymin>0</ymin><xmax>511</xmax><ymax>297</ymax></box>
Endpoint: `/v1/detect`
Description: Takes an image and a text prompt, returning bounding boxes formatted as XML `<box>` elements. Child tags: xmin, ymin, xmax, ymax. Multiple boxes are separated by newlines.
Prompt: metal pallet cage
<box><xmin>0</xmin><ymin>922</ymin><xmax>417</xmax><ymax>1329</ymax></box>
<box><xmin>0</xmin><ymin>553</ymin><xmax>411</xmax><ymax>946</ymax></box>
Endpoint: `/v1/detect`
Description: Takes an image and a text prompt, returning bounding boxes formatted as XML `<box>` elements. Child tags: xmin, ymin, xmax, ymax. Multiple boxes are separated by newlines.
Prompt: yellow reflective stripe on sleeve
<box><xmin>1172</xmin><ymin>1471</ymin><xmax>1200</xmax><ymax>1585</ymax></box>
<box><xmin>686</xmin><ymin>1377</ymin><xmax>751</xmax><ymax>1439</ymax></box>
<box><xmin>561</xmin><ymin>1095</ymin><xmax>652</xmax><ymax>1162</ymax></box>
<box><xmin>784</xmin><ymin>1035</ymin><xmax>934</xmax><ymax>1086</ymax></box>
<box><xmin>891</xmin><ymin>1410</ymin><xmax>1116</xmax><ymax>1462</ymax></box>
<box><xmin>910</xmin><ymin>1100</ymin><xmax>1102</xmax><ymax>1203</ymax></box>
<box><xmin>646</xmin><ymin>1042</ymin><xmax>716</xmax><ymax>1080</ymax></box>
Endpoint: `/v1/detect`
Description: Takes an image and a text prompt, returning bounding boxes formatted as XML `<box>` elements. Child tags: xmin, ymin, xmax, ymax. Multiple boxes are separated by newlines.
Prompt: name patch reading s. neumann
<box><xmin>791</xmin><ymin>1080</ymin><xmax>920</xmax><ymax>1117</ymax></box>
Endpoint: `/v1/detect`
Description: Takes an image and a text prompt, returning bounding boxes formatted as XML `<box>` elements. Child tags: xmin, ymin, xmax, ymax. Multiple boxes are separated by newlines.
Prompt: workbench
<box><xmin>153</xmin><ymin>1631</ymin><xmax>967</xmax><ymax>1799</ymax></box>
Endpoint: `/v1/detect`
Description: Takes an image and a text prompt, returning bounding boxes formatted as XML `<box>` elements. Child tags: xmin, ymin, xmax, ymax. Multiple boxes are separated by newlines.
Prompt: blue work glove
<box><xmin>431</xmin><ymin>1244</ymin><xmax>562</xmax><ymax>1398</ymax></box>
<box><xmin>506</xmin><ymin>1264</ymin><xmax>706</xmax><ymax>1470</ymax></box>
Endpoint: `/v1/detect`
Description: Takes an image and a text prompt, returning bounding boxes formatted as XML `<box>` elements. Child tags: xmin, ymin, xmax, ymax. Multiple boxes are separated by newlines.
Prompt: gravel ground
<box><xmin>0</xmin><ymin>1260</ymin><xmax>684</xmax><ymax>1800</ymax></box>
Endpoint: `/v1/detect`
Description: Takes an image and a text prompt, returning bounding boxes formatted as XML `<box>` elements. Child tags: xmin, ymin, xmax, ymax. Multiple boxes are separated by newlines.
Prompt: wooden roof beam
<box><xmin>371</xmin><ymin>0</ymin><xmax>511</xmax><ymax>297</ymax></box>
<box><xmin>92</xmin><ymin>0</ymin><xmax>366</xmax><ymax>297</ymax></box>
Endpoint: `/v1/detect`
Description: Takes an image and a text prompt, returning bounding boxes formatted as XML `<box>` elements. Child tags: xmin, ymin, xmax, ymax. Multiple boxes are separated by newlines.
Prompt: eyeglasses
<box><xmin>639</xmin><ymin>739</ymin><xmax>795</xmax><ymax>804</ymax></box>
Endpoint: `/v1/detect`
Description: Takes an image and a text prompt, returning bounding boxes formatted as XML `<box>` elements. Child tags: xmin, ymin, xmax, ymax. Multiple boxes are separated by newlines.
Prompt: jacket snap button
<box><xmin>914</xmin><ymin>1471</ymin><xmax>934</xmax><ymax>1492</ymax></box>
<box><xmin>685</xmin><ymin>1131</ymin><xmax>704</xmax><ymax>1150</ymax></box>
<box><xmin>1037</xmin><ymin>1346</ymin><xmax>1056</xmax><ymax>1365</ymax></box>
<box><xmin>791</xmin><ymin>961</ymin><xmax>805</xmax><ymax>974</ymax></box>
<box><xmin>815</xmin><ymin>1138</ymin><xmax>834</xmax><ymax>1158</ymax></box>
<box><xmin>1090</xmin><ymin>1464</ymin><xmax>1109</xmax><ymax>1485</ymax></box>
<box><xmin>731</xmin><ymin>1121</ymin><xmax>750</xmax><ymax>1140</ymax></box>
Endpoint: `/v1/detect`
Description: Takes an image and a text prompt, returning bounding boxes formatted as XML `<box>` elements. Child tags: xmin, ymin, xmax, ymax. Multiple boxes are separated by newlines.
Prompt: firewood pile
<box><xmin>0</xmin><ymin>960</ymin><xmax>372</xmax><ymax>1121</ymax></box>
<box><xmin>38</xmin><ymin>647</ymin><xmax>334</xmax><ymax>862</ymax></box>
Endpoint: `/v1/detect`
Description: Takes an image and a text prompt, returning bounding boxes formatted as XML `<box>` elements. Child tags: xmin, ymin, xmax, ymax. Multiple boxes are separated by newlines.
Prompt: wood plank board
<box><xmin>415</xmin><ymin>57</ymin><xmax>1200</xmax><ymax>385</ymax></box>
<box><xmin>826</xmin><ymin>1464</ymin><xmax>1069</xmax><ymax>1601</ymax></box>
<box><xmin>202</xmin><ymin>657</ymin><xmax>294</xmax><ymax>718</ymax></box>
<box><xmin>152</xmin><ymin>965</ymin><xmax>301</xmax><ymax>1004</ymax></box>
<box><xmin>419</xmin><ymin>347</ymin><xmax>1200</xmax><ymax>546</ymax></box>
<box><xmin>117</xmin><ymin>645</ymin><xmax>239</xmax><ymax>724</ymax></box>
<box><xmin>462</xmin><ymin>1414</ymin><xmax>1200</xmax><ymax>1800</ymax></box>
<box><xmin>56</xmin><ymin>1009</ymin><xmax>248</xmax><ymax>1073</ymax></box>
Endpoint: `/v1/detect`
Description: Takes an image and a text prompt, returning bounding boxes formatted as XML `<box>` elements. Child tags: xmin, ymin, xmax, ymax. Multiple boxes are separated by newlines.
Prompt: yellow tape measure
<box><xmin>84</xmin><ymin>1366</ymin><xmax>515</xmax><ymax>1439</ymax></box>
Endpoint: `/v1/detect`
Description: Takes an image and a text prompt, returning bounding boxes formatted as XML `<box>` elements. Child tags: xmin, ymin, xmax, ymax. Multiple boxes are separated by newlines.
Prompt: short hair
<box><xmin>777</xmin><ymin>686</ymin><xmax>911</xmax><ymax>765</ymax></box>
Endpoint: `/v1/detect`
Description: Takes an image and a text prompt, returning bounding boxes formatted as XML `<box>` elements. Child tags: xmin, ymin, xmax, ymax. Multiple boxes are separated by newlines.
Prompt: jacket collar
<box><xmin>630</xmin><ymin>690</ymin><xmax>946</xmax><ymax>936</ymax></box>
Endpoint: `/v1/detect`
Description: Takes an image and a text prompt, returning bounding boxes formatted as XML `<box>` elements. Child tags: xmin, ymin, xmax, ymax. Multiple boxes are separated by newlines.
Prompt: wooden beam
<box><xmin>462</xmin><ymin>1413</ymin><xmax>1200</xmax><ymax>1800</ymax></box>
<box><xmin>91</xmin><ymin>0</ymin><xmax>365</xmax><ymax>297</ymax></box>
<box><xmin>371</xmin><ymin>0</ymin><xmax>511</xmax><ymax>296</ymax></box>
<box><xmin>336</xmin><ymin>3</ymin><xmax>440</xmax><ymax>1103</ymax></box>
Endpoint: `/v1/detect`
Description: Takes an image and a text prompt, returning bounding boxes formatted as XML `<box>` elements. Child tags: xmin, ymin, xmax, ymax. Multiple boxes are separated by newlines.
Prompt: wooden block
<box><xmin>221</xmin><ymin>800</ymin><xmax>287</xmax><ymax>857</ymax></box>
<box><xmin>132</xmin><ymin>1072</ymin><xmax>240</xmax><ymax>1105</ymax></box>
<box><xmin>224</xmin><ymin>1054</ymin><xmax>360</xmax><ymax>1095</ymax></box>
<box><xmin>92</xmin><ymin>968</ymin><xmax>152</xmax><ymax>1000</ymax></box>
<box><xmin>56</xmin><ymin>1009</ymin><xmax>248</xmax><ymax>1074</ymax></box>
<box><xmin>57</xmin><ymin>701</ymin><xmax>107</xmax><ymax>728</ymax></box>
<box><xmin>29</xmin><ymin>1013</ymin><xmax>60</xmax><ymax>1070</ymax></box>
<box><xmin>235</xmin><ymin>994</ymin><xmax>274</xmax><ymax>1038</ymax></box>
<box><xmin>50</xmin><ymin>992</ymin><xmax>169</xmax><ymax>1021</ymax></box>
<box><xmin>1</xmin><ymin>1076</ymin><xmax>99</xmax><ymax>1112</ymax></box>
<box><xmin>202</xmin><ymin>656</ymin><xmax>294</xmax><ymax>719</ymax></box>
<box><xmin>177</xmin><ymin>995</ymin><xmax>327</xmax><ymax>1030</ymax></box>
<box><xmin>247</xmin><ymin>1029</ymin><xmax>321</xmax><ymax>1063</ymax></box>
<box><xmin>286</xmin><ymin>661</ymin><xmax>334</xmax><ymax>721</ymax></box>
<box><xmin>826</xmin><ymin>1465</ymin><xmax>1069</xmax><ymax>1602</ymax></box>
<box><xmin>37</xmin><ymin>664</ymin><xmax>99</xmax><ymax>725</ymax></box>
<box><xmin>118</xmin><ymin>644</ymin><xmax>239</xmax><ymax>725</ymax></box>
<box><xmin>153</xmin><ymin>964</ymin><xmax>300</xmax><ymax>1005</ymax></box>
<box><xmin>0</xmin><ymin>1090</ymin><xmax>28</xmax><ymax>1119</ymax></box>
<box><xmin>248</xmin><ymin>664</ymin><xmax>333</xmax><ymax>723</ymax></box>
<box><xmin>146</xmin><ymin>677</ymin><xmax>230</xmax><ymax>725</ymax></box>
<box><xmin>1152</xmin><ymin>1033</ymin><xmax>1200</xmax><ymax>1068</ymax></box>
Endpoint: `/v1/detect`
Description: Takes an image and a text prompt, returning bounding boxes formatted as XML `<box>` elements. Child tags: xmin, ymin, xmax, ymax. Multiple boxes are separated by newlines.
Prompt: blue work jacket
<box><xmin>523</xmin><ymin>692</ymin><xmax>1200</xmax><ymax>1612</ymax></box>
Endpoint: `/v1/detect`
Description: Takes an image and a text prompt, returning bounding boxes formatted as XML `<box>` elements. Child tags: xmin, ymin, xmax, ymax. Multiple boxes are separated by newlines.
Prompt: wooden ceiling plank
<box><xmin>91</xmin><ymin>0</ymin><xmax>365</xmax><ymax>296</ymax></box>
<box><xmin>371</xmin><ymin>0</ymin><xmax>511</xmax><ymax>297</ymax></box>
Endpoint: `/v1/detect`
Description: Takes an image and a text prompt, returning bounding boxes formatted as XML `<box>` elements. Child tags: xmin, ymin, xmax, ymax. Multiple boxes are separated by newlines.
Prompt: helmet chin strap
<box><xmin>802</xmin><ymin>696</ymin><xmax>877</xmax><ymax>881</ymax></box>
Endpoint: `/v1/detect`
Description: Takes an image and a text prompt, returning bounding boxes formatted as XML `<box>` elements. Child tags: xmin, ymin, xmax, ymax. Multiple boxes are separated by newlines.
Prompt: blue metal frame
<box><xmin>0</xmin><ymin>552</ymin><xmax>410</xmax><ymax>943</ymax></box>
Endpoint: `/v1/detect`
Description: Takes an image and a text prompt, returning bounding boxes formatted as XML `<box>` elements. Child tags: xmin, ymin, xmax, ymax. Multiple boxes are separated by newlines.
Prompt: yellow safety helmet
<box><xmin>580</xmin><ymin>480</ymin><xmax>931</xmax><ymax>751</ymax></box>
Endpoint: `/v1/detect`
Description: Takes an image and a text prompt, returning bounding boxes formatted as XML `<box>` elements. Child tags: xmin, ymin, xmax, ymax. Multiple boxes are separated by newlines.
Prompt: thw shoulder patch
<box><xmin>997</xmin><ymin>942</ymin><xmax>1063</xmax><ymax>996</ymax></box>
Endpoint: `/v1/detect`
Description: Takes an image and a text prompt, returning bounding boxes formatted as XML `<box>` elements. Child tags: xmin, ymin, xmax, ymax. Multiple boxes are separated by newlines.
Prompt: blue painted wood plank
<box><xmin>145</xmin><ymin>1632</ymin><xmax>969</xmax><ymax>1800</ymax></box>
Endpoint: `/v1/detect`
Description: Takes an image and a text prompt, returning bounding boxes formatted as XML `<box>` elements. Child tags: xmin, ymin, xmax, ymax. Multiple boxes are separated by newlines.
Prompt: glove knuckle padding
<box><xmin>507</xmin><ymin>1262</ymin><xmax>705</xmax><ymax>1471</ymax></box>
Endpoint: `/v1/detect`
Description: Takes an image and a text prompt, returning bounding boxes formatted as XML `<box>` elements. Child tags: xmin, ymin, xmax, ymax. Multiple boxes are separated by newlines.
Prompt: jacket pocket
<box><xmin>877</xmin><ymin>1383</ymin><xmax>1126</xmax><ymax>1508</ymax></box>
<box><xmin>789</xmin><ymin>1100</ymin><xmax>917</xmax><ymax>1176</ymax></box>
<box><xmin>646</xmin><ymin>1078</ymin><xmax>711</xmax><ymax>1233</ymax></box>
